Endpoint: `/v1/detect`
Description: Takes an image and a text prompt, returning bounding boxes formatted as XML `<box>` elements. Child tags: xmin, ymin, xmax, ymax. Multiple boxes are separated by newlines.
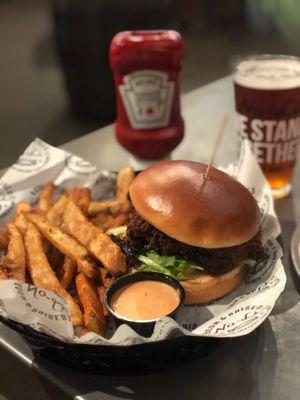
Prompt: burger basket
<box><xmin>0</xmin><ymin>315</ymin><xmax>218</xmax><ymax>373</ymax></box>
<box><xmin>0</xmin><ymin>139</ymin><xmax>286</xmax><ymax>373</ymax></box>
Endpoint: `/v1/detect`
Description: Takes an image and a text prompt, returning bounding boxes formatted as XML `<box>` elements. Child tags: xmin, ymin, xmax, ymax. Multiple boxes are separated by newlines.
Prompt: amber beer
<box><xmin>234</xmin><ymin>55</ymin><xmax>300</xmax><ymax>198</ymax></box>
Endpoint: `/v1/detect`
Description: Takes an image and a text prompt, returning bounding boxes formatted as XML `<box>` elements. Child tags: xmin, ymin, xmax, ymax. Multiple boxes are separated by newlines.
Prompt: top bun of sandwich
<box><xmin>129</xmin><ymin>160</ymin><xmax>261</xmax><ymax>249</ymax></box>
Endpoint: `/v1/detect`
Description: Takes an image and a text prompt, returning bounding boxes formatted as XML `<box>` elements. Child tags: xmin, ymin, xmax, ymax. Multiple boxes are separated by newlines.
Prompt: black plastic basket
<box><xmin>0</xmin><ymin>315</ymin><xmax>220</xmax><ymax>374</ymax></box>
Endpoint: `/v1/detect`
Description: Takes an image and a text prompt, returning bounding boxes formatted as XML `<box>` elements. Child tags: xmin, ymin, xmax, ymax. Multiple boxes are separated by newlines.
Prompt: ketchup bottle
<box><xmin>110</xmin><ymin>30</ymin><xmax>184</xmax><ymax>161</ymax></box>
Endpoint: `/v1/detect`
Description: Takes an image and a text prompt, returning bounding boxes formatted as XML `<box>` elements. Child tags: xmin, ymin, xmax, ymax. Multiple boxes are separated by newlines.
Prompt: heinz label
<box><xmin>119</xmin><ymin>70</ymin><xmax>174</xmax><ymax>129</ymax></box>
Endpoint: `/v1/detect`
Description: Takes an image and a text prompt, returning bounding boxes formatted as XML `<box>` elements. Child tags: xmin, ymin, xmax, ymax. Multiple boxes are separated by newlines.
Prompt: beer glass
<box><xmin>234</xmin><ymin>55</ymin><xmax>300</xmax><ymax>198</ymax></box>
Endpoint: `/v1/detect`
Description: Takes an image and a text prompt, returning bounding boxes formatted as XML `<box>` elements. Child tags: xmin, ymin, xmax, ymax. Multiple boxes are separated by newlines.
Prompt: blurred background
<box><xmin>0</xmin><ymin>0</ymin><xmax>299</xmax><ymax>168</ymax></box>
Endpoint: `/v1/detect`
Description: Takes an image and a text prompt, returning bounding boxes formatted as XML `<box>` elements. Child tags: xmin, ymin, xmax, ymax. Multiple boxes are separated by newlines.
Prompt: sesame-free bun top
<box><xmin>129</xmin><ymin>160</ymin><xmax>261</xmax><ymax>249</ymax></box>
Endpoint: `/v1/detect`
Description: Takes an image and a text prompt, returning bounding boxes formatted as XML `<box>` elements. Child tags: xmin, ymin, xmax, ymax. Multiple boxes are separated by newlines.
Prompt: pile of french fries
<box><xmin>0</xmin><ymin>166</ymin><xmax>135</xmax><ymax>337</ymax></box>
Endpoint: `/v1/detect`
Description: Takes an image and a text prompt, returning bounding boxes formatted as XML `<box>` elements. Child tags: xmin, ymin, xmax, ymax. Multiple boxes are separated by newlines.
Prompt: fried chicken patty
<box><xmin>126</xmin><ymin>211</ymin><xmax>264</xmax><ymax>275</ymax></box>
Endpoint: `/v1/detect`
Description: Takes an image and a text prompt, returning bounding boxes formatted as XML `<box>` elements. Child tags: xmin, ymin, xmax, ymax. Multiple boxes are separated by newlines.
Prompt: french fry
<box><xmin>0</xmin><ymin>228</ymin><xmax>8</xmax><ymax>250</ymax></box>
<box><xmin>116</xmin><ymin>166</ymin><xmax>135</xmax><ymax>202</ymax></box>
<box><xmin>24</xmin><ymin>210</ymin><xmax>97</xmax><ymax>279</ymax></box>
<box><xmin>47</xmin><ymin>194</ymin><xmax>69</xmax><ymax>227</ymax></box>
<box><xmin>0</xmin><ymin>269</ymin><xmax>6</xmax><ymax>280</ymax></box>
<box><xmin>0</xmin><ymin>228</ymin><xmax>8</xmax><ymax>238</ymax></box>
<box><xmin>0</xmin><ymin>257</ymin><xmax>24</xmax><ymax>281</ymax></box>
<box><xmin>103</xmin><ymin>213</ymin><xmax>129</xmax><ymax>232</ymax></box>
<box><xmin>88</xmin><ymin>200</ymin><xmax>122</xmax><ymax>216</ymax></box>
<box><xmin>98</xmin><ymin>267</ymin><xmax>113</xmax><ymax>288</ymax></box>
<box><xmin>0</xmin><ymin>166</ymin><xmax>134</xmax><ymax>335</ymax></box>
<box><xmin>68</xmin><ymin>188</ymin><xmax>91</xmax><ymax>216</ymax></box>
<box><xmin>14</xmin><ymin>202</ymin><xmax>31</xmax><ymax>234</ymax></box>
<box><xmin>6</xmin><ymin>223</ymin><xmax>26</xmax><ymax>282</ymax></box>
<box><xmin>97</xmin><ymin>286</ymin><xmax>109</xmax><ymax>318</ymax></box>
<box><xmin>88</xmin><ymin>200</ymin><xmax>130</xmax><ymax>217</ymax></box>
<box><xmin>62</xmin><ymin>201</ymin><xmax>126</xmax><ymax>275</ymax></box>
<box><xmin>90</xmin><ymin>213</ymin><xmax>110</xmax><ymax>230</ymax></box>
<box><xmin>77</xmin><ymin>327</ymin><xmax>92</xmax><ymax>338</ymax></box>
<box><xmin>36</xmin><ymin>182</ymin><xmax>54</xmax><ymax>213</ymax></box>
<box><xmin>57</xmin><ymin>256</ymin><xmax>76</xmax><ymax>289</ymax></box>
<box><xmin>91</xmin><ymin>213</ymin><xmax>128</xmax><ymax>232</ymax></box>
<box><xmin>24</xmin><ymin>223</ymin><xmax>83</xmax><ymax>326</ymax></box>
<box><xmin>47</xmin><ymin>188</ymin><xmax>91</xmax><ymax>225</ymax></box>
<box><xmin>76</xmin><ymin>273</ymin><xmax>106</xmax><ymax>335</ymax></box>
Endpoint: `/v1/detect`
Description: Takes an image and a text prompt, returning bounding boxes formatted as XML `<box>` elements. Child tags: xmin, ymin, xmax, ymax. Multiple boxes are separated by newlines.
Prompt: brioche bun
<box><xmin>130</xmin><ymin>160</ymin><xmax>260</xmax><ymax>249</ymax></box>
<box><xmin>182</xmin><ymin>264</ymin><xmax>245</xmax><ymax>304</ymax></box>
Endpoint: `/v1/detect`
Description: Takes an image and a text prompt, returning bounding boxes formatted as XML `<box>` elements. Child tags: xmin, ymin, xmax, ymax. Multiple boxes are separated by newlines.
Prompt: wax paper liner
<box><xmin>0</xmin><ymin>138</ymin><xmax>286</xmax><ymax>345</ymax></box>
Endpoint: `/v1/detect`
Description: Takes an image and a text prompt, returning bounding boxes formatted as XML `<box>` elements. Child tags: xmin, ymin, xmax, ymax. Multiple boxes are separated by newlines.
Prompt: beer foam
<box><xmin>234</xmin><ymin>57</ymin><xmax>300</xmax><ymax>89</ymax></box>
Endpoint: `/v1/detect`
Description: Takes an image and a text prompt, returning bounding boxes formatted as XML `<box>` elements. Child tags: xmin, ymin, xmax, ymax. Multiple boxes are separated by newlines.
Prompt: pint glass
<box><xmin>234</xmin><ymin>55</ymin><xmax>300</xmax><ymax>198</ymax></box>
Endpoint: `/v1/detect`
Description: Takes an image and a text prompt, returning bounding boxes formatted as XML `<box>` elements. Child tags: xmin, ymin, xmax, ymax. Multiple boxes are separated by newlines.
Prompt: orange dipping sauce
<box><xmin>111</xmin><ymin>280</ymin><xmax>180</xmax><ymax>321</ymax></box>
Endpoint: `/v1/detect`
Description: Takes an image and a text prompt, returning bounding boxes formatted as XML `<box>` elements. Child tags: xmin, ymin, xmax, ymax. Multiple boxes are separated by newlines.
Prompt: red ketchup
<box><xmin>110</xmin><ymin>30</ymin><xmax>184</xmax><ymax>160</ymax></box>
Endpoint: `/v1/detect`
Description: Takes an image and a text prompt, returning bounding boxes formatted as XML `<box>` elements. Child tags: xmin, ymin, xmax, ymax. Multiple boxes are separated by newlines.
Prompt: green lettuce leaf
<box><xmin>138</xmin><ymin>250</ymin><xmax>203</xmax><ymax>281</ymax></box>
<box><xmin>107</xmin><ymin>225</ymin><xmax>127</xmax><ymax>236</ymax></box>
<box><xmin>138</xmin><ymin>250</ymin><xmax>256</xmax><ymax>281</ymax></box>
<box><xmin>243</xmin><ymin>258</ymin><xmax>256</xmax><ymax>266</ymax></box>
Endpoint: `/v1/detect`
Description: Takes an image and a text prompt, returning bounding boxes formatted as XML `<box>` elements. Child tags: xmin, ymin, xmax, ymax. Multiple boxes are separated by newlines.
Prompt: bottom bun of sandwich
<box><xmin>181</xmin><ymin>264</ymin><xmax>245</xmax><ymax>305</ymax></box>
